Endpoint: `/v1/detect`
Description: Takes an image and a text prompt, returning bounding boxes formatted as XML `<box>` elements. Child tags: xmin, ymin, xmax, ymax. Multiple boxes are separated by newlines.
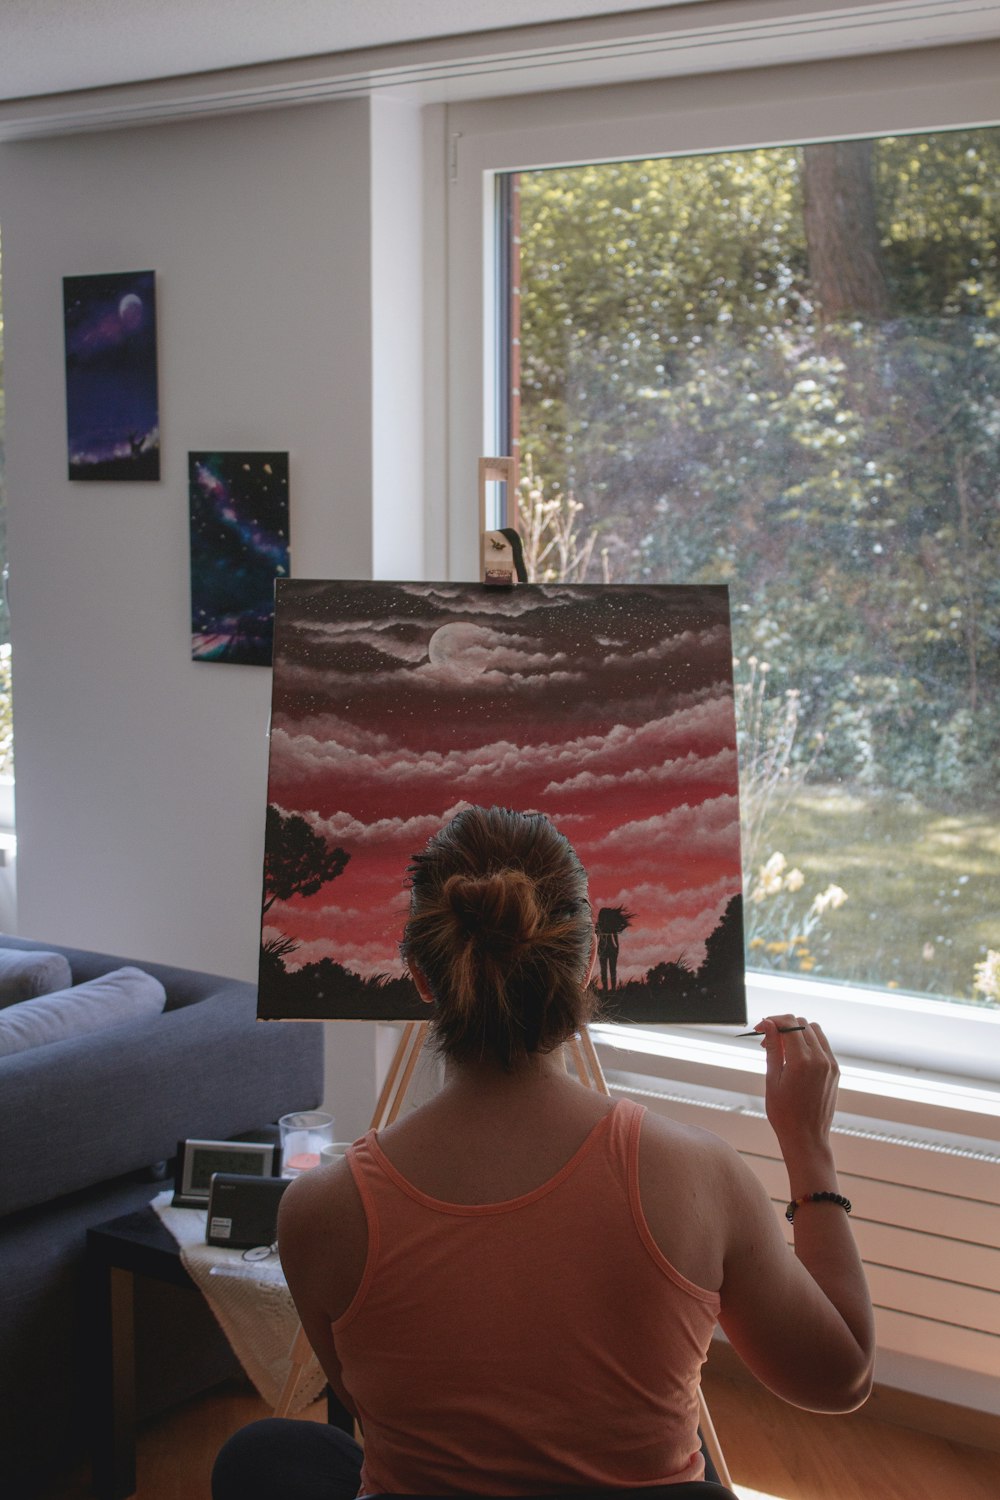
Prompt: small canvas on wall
<box><xmin>189</xmin><ymin>452</ymin><xmax>290</xmax><ymax>666</ymax></box>
<box><xmin>63</xmin><ymin>270</ymin><xmax>160</xmax><ymax>480</ymax></box>
<box><xmin>259</xmin><ymin>579</ymin><xmax>746</xmax><ymax>1025</ymax></box>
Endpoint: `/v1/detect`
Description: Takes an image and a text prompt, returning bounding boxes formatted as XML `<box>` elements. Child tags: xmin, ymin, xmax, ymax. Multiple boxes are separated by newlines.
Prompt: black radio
<box><xmin>205</xmin><ymin>1173</ymin><xmax>291</xmax><ymax>1249</ymax></box>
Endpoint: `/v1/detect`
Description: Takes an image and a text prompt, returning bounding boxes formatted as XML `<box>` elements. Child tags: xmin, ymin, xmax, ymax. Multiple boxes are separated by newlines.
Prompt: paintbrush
<box><xmin>735</xmin><ymin>1024</ymin><xmax>807</xmax><ymax>1037</ymax></box>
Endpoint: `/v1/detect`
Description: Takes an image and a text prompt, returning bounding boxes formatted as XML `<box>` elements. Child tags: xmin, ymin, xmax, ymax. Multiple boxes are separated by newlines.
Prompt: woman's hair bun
<box><xmin>401</xmin><ymin>805</ymin><xmax>596</xmax><ymax>1069</ymax></box>
<box><xmin>443</xmin><ymin>869</ymin><xmax>540</xmax><ymax>954</ymax></box>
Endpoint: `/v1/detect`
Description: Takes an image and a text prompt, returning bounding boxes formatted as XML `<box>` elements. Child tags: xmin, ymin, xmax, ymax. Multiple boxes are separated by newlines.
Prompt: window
<box><xmin>442</xmin><ymin>41</ymin><xmax>1000</xmax><ymax>1089</ymax></box>
<box><xmin>504</xmin><ymin>130</ymin><xmax>1000</xmax><ymax>1016</ymax></box>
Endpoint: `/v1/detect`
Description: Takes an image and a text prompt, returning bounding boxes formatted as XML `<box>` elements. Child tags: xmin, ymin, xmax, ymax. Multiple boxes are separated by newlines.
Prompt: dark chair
<box><xmin>370</xmin><ymin>1489</ymin><xmax>738</xmax><ymax>1499</ymax></box>
<box><xmin>212</xmin><ymin>1417</ymin><xmax>739</xmax><ymax>1500</ymax></box>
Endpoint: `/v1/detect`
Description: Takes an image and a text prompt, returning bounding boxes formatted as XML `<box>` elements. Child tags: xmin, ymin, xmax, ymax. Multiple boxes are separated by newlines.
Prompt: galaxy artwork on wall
<box><xmin>189</xmin><ymin>451</ymin><xmax>290</xmax><ymax>666</ymax></box>
<box><xmin>63</xmin><ymin>271</ymin><xmax>160</xmax><ymax>481</ymax></box>
<box><xmin>258</xmin><ymin>579</ymin><xmax>746</xmax><ymax>1025</ymax></box>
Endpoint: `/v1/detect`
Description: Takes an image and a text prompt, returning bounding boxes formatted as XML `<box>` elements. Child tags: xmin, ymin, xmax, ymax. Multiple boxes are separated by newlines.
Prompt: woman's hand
<box><xmin>719</xmin><ymin>1013</ymin><xmax>875</xmax><ymax>1411</ymax></box>
<box><xmin>756</xmin><ymin>1014</ymin><xmax>840</xmax><ymax>1157</ymax></box>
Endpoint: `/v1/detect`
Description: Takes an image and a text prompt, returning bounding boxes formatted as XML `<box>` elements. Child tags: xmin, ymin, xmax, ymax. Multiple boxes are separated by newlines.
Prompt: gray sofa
<box><xmin>0</xmin><ymin>935</ymin><xmax>324</xmax><ymax>1497</ymax></box>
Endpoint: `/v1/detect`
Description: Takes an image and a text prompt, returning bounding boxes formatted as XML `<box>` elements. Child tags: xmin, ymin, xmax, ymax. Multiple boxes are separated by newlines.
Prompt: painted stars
<box><xmin>188</xmin><ymin>451</ymin><xmax>291</xmax><ymax>666</ymax></box>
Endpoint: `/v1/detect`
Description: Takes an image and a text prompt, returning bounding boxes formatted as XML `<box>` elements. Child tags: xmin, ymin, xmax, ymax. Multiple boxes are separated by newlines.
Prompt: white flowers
<box><xmin>745</xmin><ymin>851</ymin><xmax>847</xmax><ymax>977</ymax></box>
<box><xmin>973</xmin><ymin>950</ymin><xmax>1000</xmax><ymax>1004</ymax></box>
<box><xmin>811</xmin><ymin>883</ymin><xmax>848</xmax><ymax>916</ymax></box>
<box><xmin>750</xmin><ymin>852</ymin><xmax>807</xmax><ymax>902</ymax></box>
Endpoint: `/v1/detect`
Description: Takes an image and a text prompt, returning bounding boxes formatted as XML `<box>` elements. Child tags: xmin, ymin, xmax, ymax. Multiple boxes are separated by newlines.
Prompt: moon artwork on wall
<box><xmin>258</xmin><ymin>579</ymin><xmax>745</xmax><ymax>1025</ymax></box>
<box><xmin>63</xmin><ymin>270</ymin><xmax>160</xmax><ymax>480</ymax></box>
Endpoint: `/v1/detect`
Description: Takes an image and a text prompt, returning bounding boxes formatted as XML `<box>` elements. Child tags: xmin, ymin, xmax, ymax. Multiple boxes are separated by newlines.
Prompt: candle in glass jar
<box><xmin>286</xmin><ymin>1151</ymin><xmax>320</xmax><ymax>1172</ymax></box>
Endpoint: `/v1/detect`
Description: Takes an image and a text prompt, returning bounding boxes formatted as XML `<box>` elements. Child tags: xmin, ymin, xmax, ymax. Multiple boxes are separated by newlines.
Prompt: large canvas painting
<box><xmin>189</xmin><ymin>451</ymin><xmax>290</xmax><ymax>665</ymax></box>
<box><xmin>63</xmin><ymin>271</ymin><xmax>160</xmax><ymax>480</ymax></box>
<box><xmin>259</xmin><ymin>580</ymin><xmax>745</xmax><ymax>1024</ymax></box>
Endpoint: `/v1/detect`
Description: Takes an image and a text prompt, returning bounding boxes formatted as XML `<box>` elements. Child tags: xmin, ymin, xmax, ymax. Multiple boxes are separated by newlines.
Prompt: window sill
<box><xmin>590</xmin><ymin>970</ymin><xmax>1000</xmax><ymax>1145</ymax></box>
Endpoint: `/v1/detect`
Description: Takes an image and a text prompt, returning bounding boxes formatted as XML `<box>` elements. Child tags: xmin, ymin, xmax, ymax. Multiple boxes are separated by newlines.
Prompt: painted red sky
<box><xmin>263</xmin><ymin>581</ymin><xmax>742</xmax><ymax>981</ymax></box>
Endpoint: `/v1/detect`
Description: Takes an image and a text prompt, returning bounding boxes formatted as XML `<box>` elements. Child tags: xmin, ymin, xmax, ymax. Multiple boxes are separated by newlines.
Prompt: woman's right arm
<box><xmin>717</xmin><ymin>1014</ymin><xmax>875</xmax><ymax>1412</ymax></box>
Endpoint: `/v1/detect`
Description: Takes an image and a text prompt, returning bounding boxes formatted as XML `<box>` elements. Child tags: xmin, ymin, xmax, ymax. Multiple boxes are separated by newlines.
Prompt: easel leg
<box><xmin>274</xmin><ymin>1324</ymin><xmax>314</xmax><ymax>1418</ymax></box>
<box><xmin>566</xmin><ymin>1026</ymin><xmax>613</xmax><ymax>1097</ymax></box>
<box><xmin>371</xmin><ymin>1021</ymin><xmax>425</xmax><ymax>1127</ymax></box>
<box><xmin>380</xmin><ymin>1022</ymin><xmax>429</xmax><ymax>1127</ymax></box>
<box><xmin>697</xmin><ymin>1387</ymin><xmax>733</xmax><ymax>1490</ymax></box>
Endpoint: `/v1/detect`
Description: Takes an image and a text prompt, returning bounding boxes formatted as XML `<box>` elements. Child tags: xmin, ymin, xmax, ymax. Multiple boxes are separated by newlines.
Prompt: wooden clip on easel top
<box><xmin>479</xmin><ymin>456</ymin><xmax>525</xmax><ymax>586</ymax></box>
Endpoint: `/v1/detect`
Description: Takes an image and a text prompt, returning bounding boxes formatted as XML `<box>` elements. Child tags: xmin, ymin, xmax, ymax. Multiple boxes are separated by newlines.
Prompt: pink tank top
<box><xmin>334</xmin><ymin>1098</ymin><xmax>720</xmax><ymax>1495</ymax></box>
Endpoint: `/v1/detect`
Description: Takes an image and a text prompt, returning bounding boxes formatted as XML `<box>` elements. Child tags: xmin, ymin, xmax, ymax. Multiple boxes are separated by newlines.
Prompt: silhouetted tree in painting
<box><xmin>644</xmin><ymin>957</ymin><xmax>695</xmax><ymax>1000</ymax></box>
<box><xmin>695</xmin><ymin>894</ymin><xmax>745</xmax><ymax>999</ymax></box>
<box><xmin>262</xmin><ymin>804</ymin><xmax>350</xmax><ymax>914</ymax></box>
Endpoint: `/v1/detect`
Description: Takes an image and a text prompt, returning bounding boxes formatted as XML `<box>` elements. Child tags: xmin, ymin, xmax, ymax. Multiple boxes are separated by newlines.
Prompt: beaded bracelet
<box><xmin>785</xmin><ymin>1190</ymin><xmax>852</xmax><ymax>1224</ymax></box>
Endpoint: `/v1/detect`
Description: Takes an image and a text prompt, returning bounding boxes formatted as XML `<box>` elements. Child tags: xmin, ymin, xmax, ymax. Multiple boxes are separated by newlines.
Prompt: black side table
<box><xmin>86</xmin><ymin>1205</ymin><xmax>350</xmax><ymax>1500</ymax></box>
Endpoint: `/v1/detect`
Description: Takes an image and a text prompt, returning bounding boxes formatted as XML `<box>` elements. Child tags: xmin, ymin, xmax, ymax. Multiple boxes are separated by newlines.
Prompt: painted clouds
<box><xmin>260</xmin><ymin>580</ymin><xmax>745</xmax><ymax>1021</ymax></box>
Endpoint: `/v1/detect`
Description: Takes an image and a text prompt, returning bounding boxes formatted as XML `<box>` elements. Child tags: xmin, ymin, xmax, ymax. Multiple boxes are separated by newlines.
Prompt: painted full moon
<box><xmin>119</xmin><ymin>293</ymin><xmax>143</xmax><ymax>330</ymax></box>
<box><xmin>427</xmin><ymin>622</ymin><xmax>492</xmax><ymax>675</ymax></box>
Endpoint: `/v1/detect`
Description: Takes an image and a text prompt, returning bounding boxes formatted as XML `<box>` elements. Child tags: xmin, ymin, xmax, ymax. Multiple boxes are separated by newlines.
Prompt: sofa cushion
<box><xmin>0</xmin><ymin>967</ymin><xmax>166</xmax><ymax>1057</ymax></box>
<box><xmin>0</xmin><ymin>948</ymin><xmax>73</xmax><ymax>1008</ymax></box>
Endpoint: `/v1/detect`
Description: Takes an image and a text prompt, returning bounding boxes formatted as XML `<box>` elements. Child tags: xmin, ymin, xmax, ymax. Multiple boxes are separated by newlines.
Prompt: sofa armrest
<box><xmin>0</xmin><ymin>933</ymin><xmax>241</xmax><ymax>1011</ymax></box>
<box><xmin>0</xmin><ymin>982</ymin><xmax>322</xmax><ymax>1217</ymax></box>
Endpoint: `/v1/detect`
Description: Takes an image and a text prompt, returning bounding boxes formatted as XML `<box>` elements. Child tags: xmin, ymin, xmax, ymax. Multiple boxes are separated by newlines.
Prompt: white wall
<box><xmin>369</xmin><ymin>94</ymin><xmax>427</xmax><ymax>580</ymax></box>
<box><xmin>0</xmin><ymin>101</ymin><xmax>375</xmax><ymax>980</ymax></box>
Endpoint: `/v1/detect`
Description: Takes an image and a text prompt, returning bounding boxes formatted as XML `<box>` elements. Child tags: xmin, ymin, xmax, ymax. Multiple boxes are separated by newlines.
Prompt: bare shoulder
<box><xmin>635</xmin><ymin>1107</ymin><xmax>746</xmax><ymax>1292</ymax></box>
<box><xmin>638</xmin><ymin>1104</ymin><xmax>742</xmax><ymax>1181</ymax></box>
<box><xmin>279</xmin><ymin>1155</ymin><xmax>367</xmax><ymax>1243</ymax></box>
<box><xmin>278</xmin><ymin>1157</ymin><xmax>368</xmax><ymax>1322</ymax></box>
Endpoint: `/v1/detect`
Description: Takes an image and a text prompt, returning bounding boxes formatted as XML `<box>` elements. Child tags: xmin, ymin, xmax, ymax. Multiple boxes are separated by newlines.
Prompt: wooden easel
<box><xmin>277</xmin><ymin>473</ymin><xmax>730</xmax><ymax>1482</ymax></box>
<box><xmin>274</xmin><ymin>1021</ymin><xmax>732</xmax><ymax>1490</ymax></box>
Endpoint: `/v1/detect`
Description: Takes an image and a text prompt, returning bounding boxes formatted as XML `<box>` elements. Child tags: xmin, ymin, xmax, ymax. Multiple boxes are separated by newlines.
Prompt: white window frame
<box><xmin>441</xmin><ymin>40</ymin><xmax>1000</xmax><ymax>1115</ymax></box>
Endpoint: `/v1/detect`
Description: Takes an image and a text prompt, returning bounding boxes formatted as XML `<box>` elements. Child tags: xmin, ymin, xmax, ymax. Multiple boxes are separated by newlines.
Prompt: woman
<box><xmin>215</xmin><ymin>805</ymin><xmax>873</xmax><ymax>1500</ymax></box>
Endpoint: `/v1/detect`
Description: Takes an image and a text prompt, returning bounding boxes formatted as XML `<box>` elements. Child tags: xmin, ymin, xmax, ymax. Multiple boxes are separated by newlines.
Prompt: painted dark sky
<box><xmin>189</xmin><ymin>452</ymin><xmax>290</xmax><ymax>664</ymax></box>
<box><xmin>263</xmin><ymin>581</ymin><xmax>742</xmax><ymax>984</ymax></box>
<box><xmin>63</xmin><ymin>271</ymin><xmax>159</xmax><ymax>464</ymax></box>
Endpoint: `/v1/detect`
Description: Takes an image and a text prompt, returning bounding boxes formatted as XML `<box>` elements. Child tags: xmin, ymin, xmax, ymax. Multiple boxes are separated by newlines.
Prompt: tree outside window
<box><xmin>508</xmin><ymin>129</ymin><xmax>1000</xmax><ymax>1008</ymax></box>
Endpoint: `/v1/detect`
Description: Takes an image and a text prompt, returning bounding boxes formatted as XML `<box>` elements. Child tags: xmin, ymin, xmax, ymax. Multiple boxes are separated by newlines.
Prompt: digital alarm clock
<box><xmin>172</xmin><ymin>1137</ymin><xmax>278</xmax><ymax>1208</ymax></box>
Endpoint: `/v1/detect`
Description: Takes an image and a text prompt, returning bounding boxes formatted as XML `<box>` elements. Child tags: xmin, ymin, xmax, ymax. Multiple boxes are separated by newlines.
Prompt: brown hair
<box><xmin>401</xmin><ymin>805</ymin><xmax>596</xmax><ymax>1069</ymax></box>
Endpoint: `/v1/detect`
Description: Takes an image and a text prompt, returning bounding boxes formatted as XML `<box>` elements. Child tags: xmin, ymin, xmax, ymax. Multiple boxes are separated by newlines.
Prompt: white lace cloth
<box><xmin>151</xmin><ymin>1190</ymin><xmax>326</xmax><ymax>1413</ymax></box>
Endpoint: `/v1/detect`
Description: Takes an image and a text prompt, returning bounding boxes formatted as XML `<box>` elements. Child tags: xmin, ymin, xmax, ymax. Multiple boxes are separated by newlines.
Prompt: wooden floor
<box><xmin>699</xmin><ymin>1363</ymin><xmax>999</xmax><ymax>1500</ymax></box>
<box><xmin>39</xmin><ymin>1367</ymin><xmax>999</xmax><ymax>1500</ymax></box>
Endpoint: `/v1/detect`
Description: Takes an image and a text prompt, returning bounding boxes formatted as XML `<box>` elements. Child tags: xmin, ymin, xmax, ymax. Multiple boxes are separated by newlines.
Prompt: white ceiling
<box><xmin>0</xmin><ymin>0</ymin><xmax>708</xmax><ymax>103</ymax></box>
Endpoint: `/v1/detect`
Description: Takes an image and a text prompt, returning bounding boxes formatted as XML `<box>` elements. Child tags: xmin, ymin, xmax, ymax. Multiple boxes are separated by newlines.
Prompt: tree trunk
<box><xmin>801</xmin><ymin>140</ymin><xmax>889</xmax><ymax>322</ymax></box>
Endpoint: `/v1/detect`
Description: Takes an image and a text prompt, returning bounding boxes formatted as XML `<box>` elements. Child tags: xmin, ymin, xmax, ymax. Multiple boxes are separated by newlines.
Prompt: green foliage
<box><xmin>515</xmin><ymin>131</ymin><xmax>1000</xmax><ymax>810</ymax></box>
<box><xmin>764</xmin><ymin>785</ymin><xmax>999</xmax><ymax>1006</ymax></box>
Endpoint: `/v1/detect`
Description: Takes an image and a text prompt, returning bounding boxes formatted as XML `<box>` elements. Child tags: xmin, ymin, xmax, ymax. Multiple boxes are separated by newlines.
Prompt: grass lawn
<box><xmin>750</xmin><ymin>783</ymin><xmax>1000</xmax><ymax>1005</ymax></box>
